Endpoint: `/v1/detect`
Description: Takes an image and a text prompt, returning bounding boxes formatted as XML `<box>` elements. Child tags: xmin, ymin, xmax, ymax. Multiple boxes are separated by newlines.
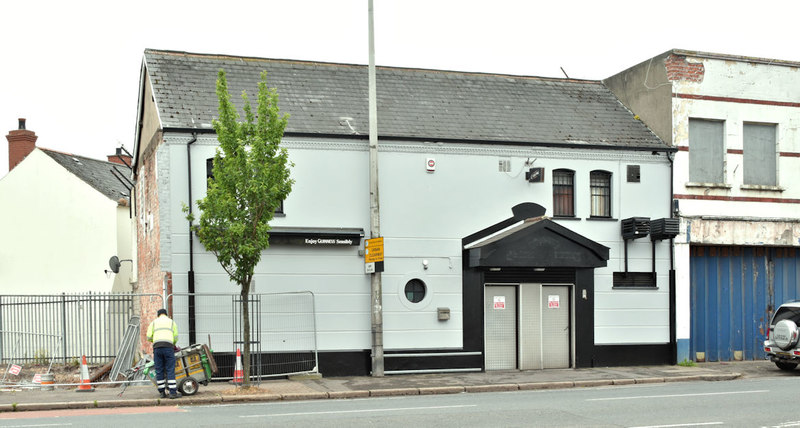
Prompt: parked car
<box><xmin>764</xmin><ymin>300</ymin><xmax>800</xmax><ymax>371</ymax></box>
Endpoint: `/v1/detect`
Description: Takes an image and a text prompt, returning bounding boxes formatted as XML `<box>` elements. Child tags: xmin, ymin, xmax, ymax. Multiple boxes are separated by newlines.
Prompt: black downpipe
<box><xmin>667</xmin><ymin>151</ymin><xmax>677</xmax><ymax>365</ymax></box>
<box><xmin>187</xmin><ymin>133</ymin><xmax>198</xmax><ymax>345</ymax></box>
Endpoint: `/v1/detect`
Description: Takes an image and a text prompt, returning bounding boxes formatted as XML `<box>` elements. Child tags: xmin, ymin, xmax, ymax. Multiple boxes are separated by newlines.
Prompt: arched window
<box><xmin>552</xmin><ymin>169</ymin><xmax>575</xmax><ymax>217</ymax></box>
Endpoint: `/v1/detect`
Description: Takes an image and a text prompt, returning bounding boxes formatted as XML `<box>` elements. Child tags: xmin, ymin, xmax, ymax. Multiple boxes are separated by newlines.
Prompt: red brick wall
<box><xmin>135</xmin><ymin>134</ymin><xmax>172</xmax><ymax>353</ymax></box>
<box><xmin>665</xmin><ymin>54</ymin><xmax>705</xmax><ymax>82</ymax></box>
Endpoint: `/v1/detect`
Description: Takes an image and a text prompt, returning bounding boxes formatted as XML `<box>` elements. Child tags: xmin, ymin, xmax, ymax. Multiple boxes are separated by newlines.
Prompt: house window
<box><xmin>590</xmin><ymin>170</ymin><xmax>611</xmax><ymax>218</ymax></box>
<box><xmin>552</xmin><ymin>169</ymin><xmax>575</xmax><ymax>217</ymax></box>
<box><xmin>205</xmin><ymin>157</ymin><xmax>284</xmax><ymax>214</ymax></box>
<box><xmin>206</xmin><ymin>158</ymin><xmax>215</xmax><ymax>182</ymax></box>
<box><xmin>743</xmin><ymin>123</ymin><xmax>777</xmax><ymax>186</ymax></box>
<box><xmin>404</xmin><ymin>279</ymin><xmax>427</xmax><ymax>303</ymax></box>
<box><xmin>688</xmin><ymin>119</ymin><xmax>724</xmax><ymax>184</ymax></box>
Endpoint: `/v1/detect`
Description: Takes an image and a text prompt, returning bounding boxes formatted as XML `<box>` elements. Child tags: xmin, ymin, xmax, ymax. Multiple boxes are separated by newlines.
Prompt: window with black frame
<box><xmin>552</xmin><ymin>169</ymin><xmax>575</xmax><ymax>217</ymax></box>
<box><xmin>590</xmin><ymin>170</ymin><xmax>611</xmax><ymax>218</ymax></box>
<box><xmin>404</xmin><ymin>279</ymin><xmax>426</xmax><ymax>303</ymax></box>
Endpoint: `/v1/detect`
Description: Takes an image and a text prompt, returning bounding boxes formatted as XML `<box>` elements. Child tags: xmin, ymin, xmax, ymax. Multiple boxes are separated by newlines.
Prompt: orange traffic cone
<box><xmin>75</xmin><ymin>355</ymin><xmax>95</xmax><ymax>392</ymax></box>
<box><xmin>232</xmin><ymin>348</ymin><xmax>244</xmax><ymax>385</ymax></box>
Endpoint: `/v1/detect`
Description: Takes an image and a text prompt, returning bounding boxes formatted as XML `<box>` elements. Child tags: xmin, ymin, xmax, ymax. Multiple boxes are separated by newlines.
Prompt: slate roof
<box><xmin>41</xmin><ymin>149</ymin><xmax>131</xmax><ymax>202</ymax></box>
<box><xmin>143</xmin><ymin>49</ymin><xmax>665</xmax><ymax>149</ymax></box>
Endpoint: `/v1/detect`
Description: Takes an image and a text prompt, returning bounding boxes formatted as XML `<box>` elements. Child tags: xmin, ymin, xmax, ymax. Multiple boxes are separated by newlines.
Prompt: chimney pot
<box><xmin>18</xmin><ymin>118</ymin><xmax>25</xmax><ymax>130</ymax></box>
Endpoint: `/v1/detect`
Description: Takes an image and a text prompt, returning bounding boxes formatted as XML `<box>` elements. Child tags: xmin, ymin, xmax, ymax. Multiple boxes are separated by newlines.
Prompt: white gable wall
<box><xmin>0</xmin><ymin>149</ymin><xmax>124</xmax><ymax>294</ymax></box>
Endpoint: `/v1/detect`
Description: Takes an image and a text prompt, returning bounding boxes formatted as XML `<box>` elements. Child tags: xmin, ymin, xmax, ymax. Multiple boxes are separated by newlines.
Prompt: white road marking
<box><xmin>240</xmin><ymin>404</ymin><xmax>477</xmax><ymax>418</ymax></box>
<box><xmin>587</xmin><ymin>389</ymin><xmax>768</xmax><ymax>401</ymax></box>
<box><xmin>763</xmin><ymin>421</ymin><xmax>800</xmax><ymax>428</ymax></box>
<box><xmin>629</xmin><ymin>423</ymin><xmax>723</xmax><ymax>428</ymax></box>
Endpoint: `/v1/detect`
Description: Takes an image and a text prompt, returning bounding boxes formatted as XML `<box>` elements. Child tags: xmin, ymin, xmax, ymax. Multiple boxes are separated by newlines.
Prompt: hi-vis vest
<box><xmin>147</xmin><ymin>315</ymin><xmax>178</xmax><ymax>345</ymax></box>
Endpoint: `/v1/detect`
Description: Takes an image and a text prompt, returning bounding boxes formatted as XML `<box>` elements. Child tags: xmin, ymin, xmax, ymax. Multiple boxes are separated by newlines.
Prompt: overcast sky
<box><xmin>2</xmin><ymin>0</ymin><xmax>799</xmax><ymax>177</ymax></box>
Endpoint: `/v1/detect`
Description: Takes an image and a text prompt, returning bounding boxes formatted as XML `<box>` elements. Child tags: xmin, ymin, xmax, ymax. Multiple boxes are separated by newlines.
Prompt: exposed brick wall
<box><xmin>135</xmin><ymin>131</ymin><xmax>172</xmax><ymax>353</ymax></box>
<box><xmin>665</xmin><ymin>54</ymin><xmax>705</xmax><ymax>82</ymax></box>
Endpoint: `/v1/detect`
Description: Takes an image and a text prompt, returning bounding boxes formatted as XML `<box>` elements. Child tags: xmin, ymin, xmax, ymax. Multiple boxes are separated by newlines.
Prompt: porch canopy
<box><xmin>464</xmin><ymin>203</ymin><xmax>609</xmax><ymax>268</ymax></box>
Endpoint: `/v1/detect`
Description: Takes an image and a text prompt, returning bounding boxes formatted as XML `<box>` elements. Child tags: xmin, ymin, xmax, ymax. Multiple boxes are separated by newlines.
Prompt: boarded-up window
<box><xmin>689</xmin><ymin>119</ymin><xmax>724</xmax><ymax>183</ymax></box>
<box><xmin>743</xmin><ymin>123</ymin><xmax>777</xmax><ymax>186</ymax></box>
<box><xmin>553</xmin><ymin>169</ymin><xmax>574</xmax><ymax>217</ymax></box>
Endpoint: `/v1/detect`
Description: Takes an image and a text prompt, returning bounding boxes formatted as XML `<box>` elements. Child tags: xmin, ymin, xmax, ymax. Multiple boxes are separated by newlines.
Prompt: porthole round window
<box><xmin>404</xmin><ymin>279</ymin><xmax>427</xmax><ymax>303</ymax></box>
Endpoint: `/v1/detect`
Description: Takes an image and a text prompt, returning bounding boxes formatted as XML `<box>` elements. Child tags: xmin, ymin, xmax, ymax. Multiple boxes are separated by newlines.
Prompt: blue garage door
<box><xmin>691</xmin><ymin>246</ymin><xmax>800</xmax><ymax>361</ymax></box>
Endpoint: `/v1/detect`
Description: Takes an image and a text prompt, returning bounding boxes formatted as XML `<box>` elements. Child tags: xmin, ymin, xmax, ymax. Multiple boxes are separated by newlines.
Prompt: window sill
<box><xmin>740</xmin><ymin>184</ymin><xmax>784</xmax><ymax>192</ymax></box>
<box><xmin>273</xmin><ymin>212</ymin><xmax>286</xmax><ymax>218</ymax></box>
<box><xmin>612</xmin><ymin>286</ymin><xmax>659</xmax><ymax>290</ymax></box>
<box><xmin>685</xmin><ymin>182</ymin><xmax>731</xmax><ymax>189</ymax></box>
<box><xmin>553</xmin><ymin>216</ymin><xmax>580</xmax><ymax>221</ymax></box>
<box><xmin>586</xmin><ymin>217</ymin><xmax>617</xmax><ymax>222</ymax></box>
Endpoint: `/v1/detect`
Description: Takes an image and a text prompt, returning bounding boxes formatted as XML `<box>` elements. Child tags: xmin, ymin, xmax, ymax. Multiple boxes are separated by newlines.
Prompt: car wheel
<box><xmin>775</xmin><ymin>361</ymin><xmax>798</xmax><ymax>371</ymax></box>
<box><xmin>773</xmin><ymin>319</ymin><xmax>800</xmax><ymax>350</ymax></box>
<box><xmin>178</xmin><ymin>377</ymin><xmax>199</xmax><ymax>396</ymax></box>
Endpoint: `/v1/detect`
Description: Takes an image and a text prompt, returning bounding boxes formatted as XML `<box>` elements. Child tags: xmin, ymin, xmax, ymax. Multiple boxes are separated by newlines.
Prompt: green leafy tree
<box><xmin>187</xmin><ymin>69</ymin><xmax>293</xmax><ymax>386</ymax></box>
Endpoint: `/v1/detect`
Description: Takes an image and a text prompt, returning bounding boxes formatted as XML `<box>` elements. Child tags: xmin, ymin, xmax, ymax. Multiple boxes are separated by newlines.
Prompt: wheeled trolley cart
<box><xmin>144</xmin><ymin>344</ymin><xmax>218</xmax><ymax>395</ymax></box>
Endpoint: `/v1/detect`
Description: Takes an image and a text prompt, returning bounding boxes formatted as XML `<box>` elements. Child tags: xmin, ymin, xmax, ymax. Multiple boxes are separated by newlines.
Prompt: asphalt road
<box><xmin>0</xmin><ymin>377</ymin><xmax>795</xmax><ymax>427</ymax></box>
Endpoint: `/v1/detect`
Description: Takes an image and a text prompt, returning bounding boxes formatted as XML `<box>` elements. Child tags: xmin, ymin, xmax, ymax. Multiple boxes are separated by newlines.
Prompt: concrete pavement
<box><xmin>0</xmin><ymin>360</ymin><xmax>790</xmax><ymax>413</ymax></box>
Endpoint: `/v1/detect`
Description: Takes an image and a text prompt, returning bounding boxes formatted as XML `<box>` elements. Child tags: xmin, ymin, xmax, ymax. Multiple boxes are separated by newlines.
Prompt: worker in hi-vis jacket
<box><xmin>147</xmin><ymin>308</ymin><xmax>180</xmax><ymax>399</ymax></box>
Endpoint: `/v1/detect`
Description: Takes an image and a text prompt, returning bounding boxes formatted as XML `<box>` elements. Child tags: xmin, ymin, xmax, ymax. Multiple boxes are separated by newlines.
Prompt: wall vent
<box><xmin>498</xmin><ymin>159</ymin><xmax>511</xmax><ymax>172</ymax></box>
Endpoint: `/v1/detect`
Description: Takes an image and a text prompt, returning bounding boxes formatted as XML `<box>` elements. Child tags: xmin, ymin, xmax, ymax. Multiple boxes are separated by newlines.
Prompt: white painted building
<box><xmin>606</xmin><ymin>50</ymin><xmax>800</xmax><ymax>364</ymax></box>
<box><xmin>134</xmin><ymin>49</ymin><xmax>676</xmax><ymax>376</ymax></box>
<box><xmin>0</xmin><ymin>120</ymin><xmax>134</xmax><ymax>294</ymax></box>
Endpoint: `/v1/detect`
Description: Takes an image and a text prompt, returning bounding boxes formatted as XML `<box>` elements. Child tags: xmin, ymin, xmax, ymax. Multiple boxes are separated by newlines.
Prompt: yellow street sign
<box><xmin>365</xmin><ymin>237</ymin><xmax>384</xmax><ymax>263</ymax></box>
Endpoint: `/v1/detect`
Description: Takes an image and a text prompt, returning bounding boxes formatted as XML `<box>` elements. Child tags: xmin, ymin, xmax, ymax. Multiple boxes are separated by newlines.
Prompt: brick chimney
<box><xmin>6</xmin><ymin>118</ymin><xmax>38</xmax><ymax>172</ymax></box>
<box><xmin>107</xmin><ymin>148</ymin><xmax>132</xmax><ymax>166</ymax></box>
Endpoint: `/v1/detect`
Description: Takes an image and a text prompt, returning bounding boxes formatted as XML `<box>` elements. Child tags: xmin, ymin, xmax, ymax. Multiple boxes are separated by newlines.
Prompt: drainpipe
<box><xmin>186</xmin><ymin>133</ymin><xmax>198</xmax><ymax>345</ymax></box>
<box><xmin>667</xmin><ymin>150</ymin><xmax>677</xmax><ymax>365</ymax></box>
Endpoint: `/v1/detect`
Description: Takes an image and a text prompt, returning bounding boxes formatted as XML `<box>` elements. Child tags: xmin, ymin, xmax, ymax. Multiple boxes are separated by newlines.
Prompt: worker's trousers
<box><xmin>153</xmin><ymin>346</ymin><xmax>177</xmax><ymax>394</ymax></box>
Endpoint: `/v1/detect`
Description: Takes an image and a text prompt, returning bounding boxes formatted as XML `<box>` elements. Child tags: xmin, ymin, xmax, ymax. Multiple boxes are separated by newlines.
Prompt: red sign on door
<box><xmin>493</xmin><ymin>296</ymin><xmax>505</xmax><ymax>310</ymax></box>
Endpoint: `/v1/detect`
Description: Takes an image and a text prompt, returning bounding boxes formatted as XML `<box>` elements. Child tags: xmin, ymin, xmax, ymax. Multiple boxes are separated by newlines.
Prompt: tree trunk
<box><xmin>241</xmin><ymin>287</ymin><xmax>250</xmax><ymax>387</ymax></box>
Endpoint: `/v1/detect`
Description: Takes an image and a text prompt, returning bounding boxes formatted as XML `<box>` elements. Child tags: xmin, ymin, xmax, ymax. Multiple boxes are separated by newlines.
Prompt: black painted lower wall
<box><xmin>591</xmin><ymin>343</ymin><xmax>672</xmax><ymax>366</ymax></box>
<box><xmin>212</xmin><ymin>343</ymin><xmax>673</xmax><ymax>378</ymax></box>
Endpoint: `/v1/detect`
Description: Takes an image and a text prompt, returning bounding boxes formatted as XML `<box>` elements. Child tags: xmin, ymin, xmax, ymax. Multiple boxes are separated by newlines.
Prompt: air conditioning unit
<box><xmin>621</xmin><ymin>217</ymin><xmax>650</xmax><ymax>240</ymax></box>
<box><xmin>650</xmin><ymin>218</ymin><xmax>679</xmax><ymax>240</ymax></box>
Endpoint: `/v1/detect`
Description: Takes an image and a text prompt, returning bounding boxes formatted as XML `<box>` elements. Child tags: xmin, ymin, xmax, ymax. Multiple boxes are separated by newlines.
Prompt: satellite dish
<box><xmin>109</xmin><ymin>256</ymin><xmax>121</xmax><ymax>274</ymax></box>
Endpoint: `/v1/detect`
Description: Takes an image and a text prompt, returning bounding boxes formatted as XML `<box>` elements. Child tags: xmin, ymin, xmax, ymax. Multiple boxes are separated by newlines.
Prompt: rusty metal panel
<box><xmin>691</xmin><ymin>246</ymin><xmax>800</xmax><ymax>362</ymax></box>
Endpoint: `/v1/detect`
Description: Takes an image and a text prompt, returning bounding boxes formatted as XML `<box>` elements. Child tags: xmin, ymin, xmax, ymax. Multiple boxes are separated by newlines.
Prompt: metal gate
<box><xmin>690</xmin><ymin>246</ymin><xmax>800</xmax><ymax>362</ymax></box>
<box><xmin>168</xmin><ymin>292</ymin><xmax>318</xmax><ymax>380</ymax></box>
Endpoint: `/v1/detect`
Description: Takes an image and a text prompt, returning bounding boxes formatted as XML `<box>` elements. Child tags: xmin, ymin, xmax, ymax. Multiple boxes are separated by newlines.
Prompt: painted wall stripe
<box><xmin>674</xmin><ymin>93</ymin><xmax>800</xmax><ymax>108</ymax></box>
<box><xmin>674</xmin><ymin>194</ymin><xmax>800</xmax><ymax>204</ymax></box>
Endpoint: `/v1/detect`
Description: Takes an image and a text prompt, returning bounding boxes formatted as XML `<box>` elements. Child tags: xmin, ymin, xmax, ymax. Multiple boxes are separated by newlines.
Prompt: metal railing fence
<box><xmin>0</xmin><ymin>293</ymin><xmax>162</xmax><ymax>365</ymax></box>
<box><xmin>0</xmin><ymin>292</ymin><xmax>317</xmax><ymax>380</ymax></box>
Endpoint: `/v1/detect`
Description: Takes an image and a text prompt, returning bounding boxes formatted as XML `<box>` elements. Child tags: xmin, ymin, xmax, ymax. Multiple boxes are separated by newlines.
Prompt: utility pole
<box><xmin>367</xmin><ymin>0</ymin><xmax>384</xmax><ymax>377</ymax></box>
